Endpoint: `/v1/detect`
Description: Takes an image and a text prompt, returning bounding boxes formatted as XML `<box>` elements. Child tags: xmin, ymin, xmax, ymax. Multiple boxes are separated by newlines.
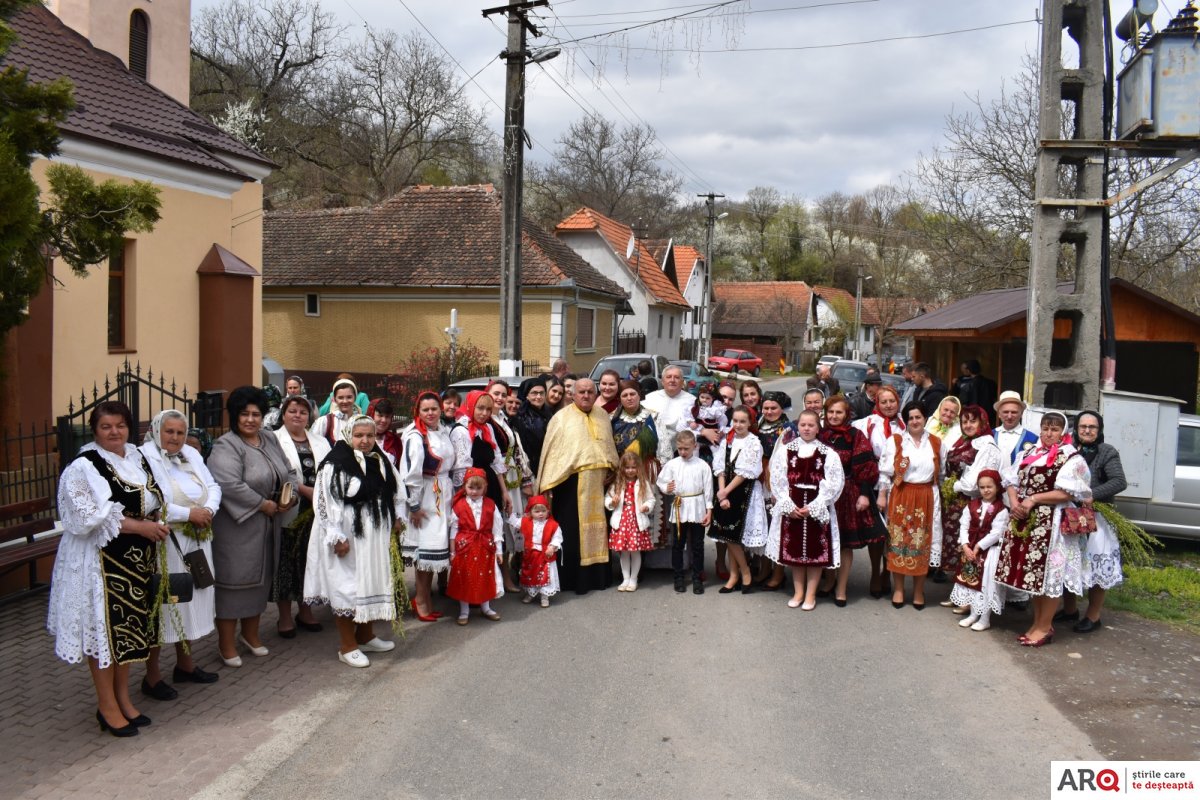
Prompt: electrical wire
<box><xmin>556</xmin><ymin>18</ymin><xmax>1037</xmax><ymax>51</ymax></box>
<box><xmin>544</xmin><ymin>0</ymin><xmax>877</xmax><ymax>28</ymax></box>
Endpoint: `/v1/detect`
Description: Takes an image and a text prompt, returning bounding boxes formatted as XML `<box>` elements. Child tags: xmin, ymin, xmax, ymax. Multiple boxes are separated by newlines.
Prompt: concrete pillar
<box><xmin>1024</xmin><ymin>0</ymin><xmax>1106</xmax><ymax>410</ymax></box>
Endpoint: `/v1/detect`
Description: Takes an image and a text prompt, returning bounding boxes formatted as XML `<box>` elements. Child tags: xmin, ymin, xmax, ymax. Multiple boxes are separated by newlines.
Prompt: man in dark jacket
<box><xmin>806</xmin><ymin>363</ymin><xmax>841</xmax><ymax>397</ymax></box>
<box><xmin>910</xmin><ymin>362</ymin><xmax>948</xmax><ymax>418</ymax></box>
<box><xmin>848</xmin><ymin>374</ymin><xmax>882</xmax><ymax>421</ymax></box>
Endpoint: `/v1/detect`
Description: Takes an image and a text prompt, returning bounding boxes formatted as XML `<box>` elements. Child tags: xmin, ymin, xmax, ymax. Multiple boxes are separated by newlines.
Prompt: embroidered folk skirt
<box><xmin>447</xmin><ymin>529</ymin><xmax>502</xmax><ymax>605</ymax></box>
<box><xmin>100</xmin><ymin>533</ymin><xmax>156</xmax><ymax>664</ymax></box>
<box><xmin>885</xmin><ymin>482</ymin><xmax>936</xmax><ymax>576</ymax></box>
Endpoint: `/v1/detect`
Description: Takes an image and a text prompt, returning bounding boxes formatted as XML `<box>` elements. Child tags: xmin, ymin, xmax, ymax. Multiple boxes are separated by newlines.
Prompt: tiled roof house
<box><xmin>2</xmin><ymin>1</ymin><xmax>273</xmax><ymax>427</ymax></box>
<box><xmin>262</xmin><ymin>185</ymin><xmax>628</xmax><ymax>375</ymax></box>
<box><xmin>555</xmin><ymin>208</ymin><xmax>690</xmax><ymax>360</ymax></box>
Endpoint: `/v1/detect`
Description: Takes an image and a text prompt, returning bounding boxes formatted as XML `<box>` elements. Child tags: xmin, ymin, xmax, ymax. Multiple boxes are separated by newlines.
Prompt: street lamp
<box><xmin>853</xmin><ymin>265</ymin><xmax>873</xmax><ymax>361</ymax></box>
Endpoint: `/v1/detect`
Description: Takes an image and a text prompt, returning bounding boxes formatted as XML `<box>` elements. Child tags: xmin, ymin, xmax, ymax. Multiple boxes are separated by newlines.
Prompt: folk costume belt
<box><xmin>672</xmin><ymin>491</ymin><xmax>705</xmax><ymax>538</ymax></box>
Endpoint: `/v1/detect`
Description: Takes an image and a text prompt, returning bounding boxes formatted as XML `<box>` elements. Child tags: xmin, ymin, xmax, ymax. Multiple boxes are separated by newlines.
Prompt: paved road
<box><xmin>215</xmin><ymin>565</ymin><xmax>1096</xmax><ymax>800</ymax></box>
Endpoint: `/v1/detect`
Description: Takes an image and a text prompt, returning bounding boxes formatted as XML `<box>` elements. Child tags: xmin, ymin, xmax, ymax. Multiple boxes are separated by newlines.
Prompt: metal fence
<box><xmin>0</xmin><ymin>421</ymin><xmax>60</xmax><ymax>511</ymax></box>
<box><xmin>616</xmin><ymin>331</ymin><xmax>646</xmax><ymax>354</ymax></box>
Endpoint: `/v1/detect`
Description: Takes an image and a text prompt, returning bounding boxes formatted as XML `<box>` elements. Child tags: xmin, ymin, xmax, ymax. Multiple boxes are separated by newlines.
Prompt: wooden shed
<box><xmin>893</xmin><ymin>279</ymin><xmax>1200</xmax><ymax>412</ymax></box>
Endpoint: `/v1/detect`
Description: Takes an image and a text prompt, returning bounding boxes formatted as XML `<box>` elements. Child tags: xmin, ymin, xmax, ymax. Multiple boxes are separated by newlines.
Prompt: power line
<box><xmin>556</xmin><ymin>17</ymin><xmax>1037</xmax><ymax>50</ymax></box>
<box><xmin>545</xmin><ymin>0</ymin><xmax>877</xmax><ymax>28</ymax></box>
<box><xmin>546</xmin><ymin>0</ymin><xmax>743</xmax><ymax>45</ymax></box>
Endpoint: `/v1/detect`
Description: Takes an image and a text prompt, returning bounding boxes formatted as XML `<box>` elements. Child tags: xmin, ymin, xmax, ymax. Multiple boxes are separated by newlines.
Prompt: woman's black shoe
<box><xmin>718</xmin><ymin>585</ymin><xmax>737</xmax><ymax>594</ymax></box>
<box><xmin>295</xmin><ymin>615</ymin><xmax>324</xmax><ymax>633</ymax></box>
<box><xmin>913</xmin><ymin>602</ymin><xmax>925</xmax><ymax>611</ymax></box>
<box><xmin>140</xmin><ymin>678</ymin><xmax>178</xmax><ymax>701</ymax></box>
<box><xmin>124</xmin><ymin>713</ymin><xmax>152</xmax><ymax>727</ymax></box>
<box><xmin>834</xmin><ymin>598</ymin><xmax>847</xmax><ymax>607</ymax></box>
<box><xmin>869</xmin><ymin>589</ymin><xmax>885</xmax><ymax>599</ymax></box>
<box><xmin>1074</xmin><ymin>617</ymin><xmax>1102</xmax><ymax>633</ymax></box>
<box><xmin>1053</xmin><ymin>609</ymin><xmax>1080</xmax><ymax>623</ymax></box>
<box><xmin>741</xmin><ymin>584</ymin><xmax>755</xmax><ymax>595</ymax></box>
<box><xmin>96</xmin><ymin>710</ymin><xmax>138</xmax><ymax>738</ymax></box>
<box><xmin>277</xmin><ymin>625</ymin><xmax>297</xmax><ymax>639</ymax></box>
<box><xmin>173</xmin><ymin>666</ymin><xmax>219</xmax><ymax>684</ymax></box>
<box><xmin>892</xmin><ymin>601</ymin><xmax>904</xmax><ymax>609</ymax></box>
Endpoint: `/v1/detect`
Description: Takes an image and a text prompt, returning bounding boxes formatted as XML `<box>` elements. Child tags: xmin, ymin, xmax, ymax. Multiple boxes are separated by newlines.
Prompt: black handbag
<box><xmin>182</xmin><ymin>546</ymin><xmax>215</xmax><ymax>590</ymax></box>
<box><xmin>151</xmin><ymin>532</ymin><xmax>195</xmax><ymax>604</ymax></box>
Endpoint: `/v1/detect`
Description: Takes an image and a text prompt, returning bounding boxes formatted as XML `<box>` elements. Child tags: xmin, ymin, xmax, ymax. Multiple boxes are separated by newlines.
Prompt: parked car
<box><xmin>1113</xmin><ymin>414</ymin><xmax>1200</xmax><ymax>542</ymax></box>
<box><xmin>880</xmin><ymin>372</ymin><xmax>907</xmax><ymax>392</ymax></box>
<box><xmin>589</xmin><ymin>353</ymin><xmax>672</xmax><ymax>388</ymax></box>
<box><xmin>446</xmin><ymin>375</ymin><xmax>522</xmax><ymax>394</ymax></box>
<box><xmin>817</xmin><ymin>354</ymin><xmax>841</xmax><ymax>368</ymax></box>
<box><xmin>669</xmin><ymin>360</ymin><xmax>715</xmax><ymax>394</ymax></box>
<box><xmin>708</xmin><ymin>348</ymin><xmax>763</xmax><ymax>376</ymax></box>
<box><xmin>829</xmin><ymin>359</ymin><xmax>871</xmax><ymax>396</ymax></box>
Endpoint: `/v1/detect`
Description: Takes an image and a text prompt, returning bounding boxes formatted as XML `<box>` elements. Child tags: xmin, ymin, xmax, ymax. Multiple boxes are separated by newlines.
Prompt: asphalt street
<box><xmin>214</xmin><ymin>565</ymin><xmax>1097</xmax><ymax>800</ymax></box>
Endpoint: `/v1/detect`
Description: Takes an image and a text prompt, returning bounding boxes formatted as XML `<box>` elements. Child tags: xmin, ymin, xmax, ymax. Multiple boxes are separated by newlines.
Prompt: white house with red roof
<box><xmin>555</xmin><ymin>208</ymin><xmax>691</xmax><ymax>360</ymax></box>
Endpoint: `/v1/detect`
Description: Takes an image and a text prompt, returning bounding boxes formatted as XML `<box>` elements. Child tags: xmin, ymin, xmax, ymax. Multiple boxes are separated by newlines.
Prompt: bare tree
<box><xmin>908</xmin><ymin>54</ymin><xmax>1200</xmax><ymax>310</ymax></box>
<box><xmin>742</xmin><ymin>185</ymin><xmax>781</xmax><ymax>279</ymax></box>
<box><xmin>527</xmin><ymin>115</ymin><xmax>683</xmax><ymax>235</ymax></box>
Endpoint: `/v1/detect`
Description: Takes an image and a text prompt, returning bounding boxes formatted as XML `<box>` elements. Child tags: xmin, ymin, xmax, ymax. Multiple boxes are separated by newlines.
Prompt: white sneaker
<box><xmin>358</xmin><ymin>637</ymin><xmax>395</xmax><ymax>653</ymax></box>
<box><xmin>539</xmin><ymin>595</ymin><xmax>550</xmax><ymax>608</ymax></box>
<box><xmin>959</xmin><ymin>613</ymin><xmax>979</xmax><ymax>628</ymax></box>
<box><xmin>970</xmin><ymin>619</ymin><xmax>991</xmax><ymax>631</ymax></box>
<box><xmin>338</xmin><ymin>649</ymin><xmax>370</xmax><ymax>668</ymax></box>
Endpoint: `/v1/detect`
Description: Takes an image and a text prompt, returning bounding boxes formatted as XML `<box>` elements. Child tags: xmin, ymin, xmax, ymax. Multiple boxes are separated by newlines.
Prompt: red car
<box><xmin>707</xmin><ymin>348</ymin><xmax>763</xmax><ymax>376</ymax></box>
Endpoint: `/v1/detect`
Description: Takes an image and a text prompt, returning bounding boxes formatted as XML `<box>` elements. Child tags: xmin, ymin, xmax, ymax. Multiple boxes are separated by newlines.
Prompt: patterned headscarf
<box><xmin>262</xmin><ymin>383</ymin><xmax>284</xmax><ymax>410</ymax></box>
<box><xmin>187</xmin><ymin>427</ymin><xmax>213</xmax><ymax>460</ymax></box>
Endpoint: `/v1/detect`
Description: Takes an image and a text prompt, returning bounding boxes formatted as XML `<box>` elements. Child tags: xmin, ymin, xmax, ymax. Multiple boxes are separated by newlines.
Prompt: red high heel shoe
<box><xmin>410</xmin><ymin>598</ymin><xmax>439</xmax><ymax>622</ymax></box>
<box><xmin>1020</xmin><ymin>631</ymin><xmax>1054</xmax><ymax>647</ymax></box>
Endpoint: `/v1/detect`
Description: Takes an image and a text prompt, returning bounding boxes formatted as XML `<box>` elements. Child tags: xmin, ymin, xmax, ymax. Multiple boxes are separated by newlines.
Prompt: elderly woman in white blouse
<box><xmin>138</xmin><ymin>409</ymin><xmax>223</xmax><ymax>701</ymax></box>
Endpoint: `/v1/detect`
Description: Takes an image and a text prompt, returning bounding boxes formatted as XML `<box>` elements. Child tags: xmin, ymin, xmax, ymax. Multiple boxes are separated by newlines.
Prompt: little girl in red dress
<box><xmin>605</xmin><ymin>450</ymin><xmax>657</xmax><ymax>592</ymax></box>
<box><xmin>447</xmin><ymin>468</ymin><xmax>505</xmax><ymax>625</ymax></box>
<box><xmin>518</xmin><ymin>495</ymin><xmax>562</xmax><ymax>608</ymax></box>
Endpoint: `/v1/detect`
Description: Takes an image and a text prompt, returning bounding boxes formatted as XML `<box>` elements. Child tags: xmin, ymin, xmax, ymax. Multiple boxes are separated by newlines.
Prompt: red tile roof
<box><xmin>811</xmin><ymin>285</ymin><xmax>870</xmax><ymax>322</ymax></box>
<box><xmin>4</xmin><ymin>5</ymin><xmax>273</xmax><ymax>180</ymax></box>
<box><xmin>712</xmin><ymin>281</ymin><xmax>812</xmax><ymax>336</ymax></box>
<box><xmin>262</xmin><ymin>184</ymin><xmax>625</xmax><ymax>297</ymax></box>
<box><xmin>556</xmin><ymin>208</ymin><xmax>689</xmax><ymax>308</ymax></box>
<box><xmin>672</xmin><ymin>245</ymin><xmax>704</xmax><ymax>288</ymax></box>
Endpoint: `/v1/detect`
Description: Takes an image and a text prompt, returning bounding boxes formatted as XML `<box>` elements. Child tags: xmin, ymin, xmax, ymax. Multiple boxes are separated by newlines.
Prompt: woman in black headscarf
<box><xmin>1055</xmin><ymin>410</ymin><xmax>1127</xmax><ymax>634</ymax></box>
<box><xmin>510</xmin><ymin>376</ymin><xmax>552</xmax><ymax>477</ymax></box>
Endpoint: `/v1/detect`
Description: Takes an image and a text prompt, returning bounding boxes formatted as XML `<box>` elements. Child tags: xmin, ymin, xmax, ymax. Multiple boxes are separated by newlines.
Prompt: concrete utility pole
<box><xmin>483</xmin><ymin>1</ymin><xmax>554</xmax><ymax>377</ymax></box>
<box><xmin>1024</xmin><ymin>0</ymin><xmax>1107</xmax><ymax>410</ymax></box>
<box><xmin>699</xmin><ymin>192</ymin><xmax>724</xmax><ymax>363</ymax></box>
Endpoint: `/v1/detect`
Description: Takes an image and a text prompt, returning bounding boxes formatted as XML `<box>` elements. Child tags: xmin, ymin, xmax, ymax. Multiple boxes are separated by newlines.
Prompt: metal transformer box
<box><xmin>1117</xmin><ymin>35</ymin><xmax>1200</xmax><ymax>141</ymax></box>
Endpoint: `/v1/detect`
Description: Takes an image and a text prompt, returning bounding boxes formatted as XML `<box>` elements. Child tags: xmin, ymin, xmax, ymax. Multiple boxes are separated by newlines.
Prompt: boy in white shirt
<box><xmin>656</xmin><ymin>430</ymin><xmax>714</xmax><ymax>594</ymax></box>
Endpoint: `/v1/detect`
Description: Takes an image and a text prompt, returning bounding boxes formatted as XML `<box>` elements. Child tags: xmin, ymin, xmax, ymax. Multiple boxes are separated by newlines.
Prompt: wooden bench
<box><xmin>0</xmin><ymin>497</ymin><xmax>59</xmax><ymax>597</ymax></box>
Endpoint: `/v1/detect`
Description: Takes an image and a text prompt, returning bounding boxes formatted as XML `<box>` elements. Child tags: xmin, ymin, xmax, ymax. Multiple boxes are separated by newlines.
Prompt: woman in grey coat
<box><xmin>1056</xmin><ymin>410</ymin><xmax>1127</xmax><ymax>633</ymax></box>
<box><xmin>209</xmin><ymin>386</ymin><xmax>296</xmax><ymax>667</ymax></box>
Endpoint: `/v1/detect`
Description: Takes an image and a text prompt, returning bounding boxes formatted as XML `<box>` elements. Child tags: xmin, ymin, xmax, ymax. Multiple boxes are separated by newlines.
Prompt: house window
<box><xmin>107</xmin><ymin>242</ymin><xmax>131</xmax><ymax>350</ymax></box>
<box><xmin>129</xmin><ymin>11</ymin><xmax>149</xmax><ymax>80</ymax></box>
<box><xmin>577</xmin><ymin>307</ymin><xmax>595</xmax><ymax>350</ymax></box>
<box><xmin>669</xmin><ymin>315</ymin><xmax>675</xmax><ymax>339</ymax></box>
<box><xmin>657</xmin><ymin>313</ymin><xmax>664</xmax><ymax>338</ymax></box>
<box><xmin>305</xmin><ymin>293</ymin><xmax>320</xmax><ymax>316</ymax></box>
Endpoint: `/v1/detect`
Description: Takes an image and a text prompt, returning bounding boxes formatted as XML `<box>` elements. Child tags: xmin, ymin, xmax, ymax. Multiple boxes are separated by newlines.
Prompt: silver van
<box><xmin>1113</xmin><ymin>414</ymin><xmax>1200</xmax><ymax>542</ymax></box>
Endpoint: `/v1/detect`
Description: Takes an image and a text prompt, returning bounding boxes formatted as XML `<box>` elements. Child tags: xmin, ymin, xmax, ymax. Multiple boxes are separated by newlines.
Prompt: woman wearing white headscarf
<box><xmin>304</xmin><ymin>415</ymin><xmax>407</xmax><ymax>668</ymax></box>
<box><xmin>311</xmin><ymin>377</ymin><xmax>363</xmax><ymax>448</ymax></box>
<box><xmin>138</xmin><ymin>409</ymin><xmax>224</xmax><ymax>698</ymax></box>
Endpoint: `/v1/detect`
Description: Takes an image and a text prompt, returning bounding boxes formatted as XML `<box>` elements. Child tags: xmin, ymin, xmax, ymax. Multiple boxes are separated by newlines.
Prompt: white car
<box><xmin>1113</xmin><ymin>414</ymin><xmax>1200</xmax><ymax>542</ymax></box>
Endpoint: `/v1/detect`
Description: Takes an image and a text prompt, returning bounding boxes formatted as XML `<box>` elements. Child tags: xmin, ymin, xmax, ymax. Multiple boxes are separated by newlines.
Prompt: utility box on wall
<box><xmin>1117</xmin><ymin>7</ymin><xmax>1200</xmax><ymax>141</ymax></box>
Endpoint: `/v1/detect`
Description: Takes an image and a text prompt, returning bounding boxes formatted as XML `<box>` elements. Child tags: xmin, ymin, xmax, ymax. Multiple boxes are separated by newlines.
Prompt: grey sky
<box><xmin>194</xmin><ymin>0</ymin><xmax>1178</xmax><ymax>203</ymax></box>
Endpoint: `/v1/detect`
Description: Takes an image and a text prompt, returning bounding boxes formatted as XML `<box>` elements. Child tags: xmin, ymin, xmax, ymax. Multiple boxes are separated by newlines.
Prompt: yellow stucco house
<box><xmin>262</xmin><ymin>184</ymin><xmax>628</xmax><ymax>380</ymax></box>
<box><xmin>3</xmin><ymin>0</ymin><xmax>272</xmax><ymax>427</ymax></box>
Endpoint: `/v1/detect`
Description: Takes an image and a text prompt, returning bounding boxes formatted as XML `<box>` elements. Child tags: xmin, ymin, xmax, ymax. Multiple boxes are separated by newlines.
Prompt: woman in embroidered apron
<box><xmin>304</xmin><ymin>415</ymin><xmax>406</xmax><ymax>667</ymax></box>
<box><xmin>852</xmin><ymin>384</ymin><xmax>905</xmax><ymax>599</ymax></box>
<box><xmin>710</xmin><ymin>407</ymin><xmax>766</xmax><ymax>593</ymax></box>
<box><xmin>818</xmin><ymin>395</ymin><xmax>880</xmax><ymax>606</ymax></box>
<box><xmin>138</xmin><ymin>409</ymin><xmax>224</xmax><ymax>700</ymax></box>
<box><xmin>766</xmin><ymin>410</ymin><xmax>845</xmax><ymax>610</ymax></box>
<box><xmin>451</xmin><ymin>391</ymin><xmax>511</xmax><ymax>515</ymax></box>
<box><xmin>209</xmin><ymin>386</ymin><xmax>297</xmax><ymax>667</ymax></box>
<box><xmin>937</xmin><ymin>405</ymin><xmax>1003</xmax><ymax>612</ymax></box>
<box><xmin>877</xmin><ymin>402</ymin><xmax>943</xmax><ymax>610</ymax></box>
<box><xmin>272</xmin><ymin>395</ymin><xmax>331</xmax><ymax>636</ymax></box>
<box><xmin>487</xmin><ymin>380</ymin><xmax>533</xmax><ymax>593</ymax></box>
<box><xmin>755</xmin><ymin>391</ymin><xmax>794</xmax><ymax>590</ymax></box>
<box><xmin>49</xmin><ymin>401</ymin><xmax>171</xmax><ymax>738</ymax></box>
<box><xmin>400</xmin><ymin>391</ymin><xmax>457</xmax><ymax>621</ymax></box>
<box><xmin>996</xmin><ymin>411</ymin><xmax>1092</xmax><ymax>647</ymax></box>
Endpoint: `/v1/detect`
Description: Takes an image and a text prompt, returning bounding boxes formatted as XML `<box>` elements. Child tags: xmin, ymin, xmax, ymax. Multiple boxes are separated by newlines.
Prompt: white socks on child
<box><xmin>959</xmin><ymin>609</ymin><xmax>992</xmax><ymax>631</ymax></box>
<box><xmin>481</xmin><ymin>601</ymin><xmax>494</xmax><ymax>615</ymax></box>
<box><xmin>619</xmin><ymin>552</ymin><xmax>632</xmax><ymax>585</ymax></box>
<box><xmin>629</xmin><ymin>551</ymin><xmax>642</xmax><ymax>585</ymax></box>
